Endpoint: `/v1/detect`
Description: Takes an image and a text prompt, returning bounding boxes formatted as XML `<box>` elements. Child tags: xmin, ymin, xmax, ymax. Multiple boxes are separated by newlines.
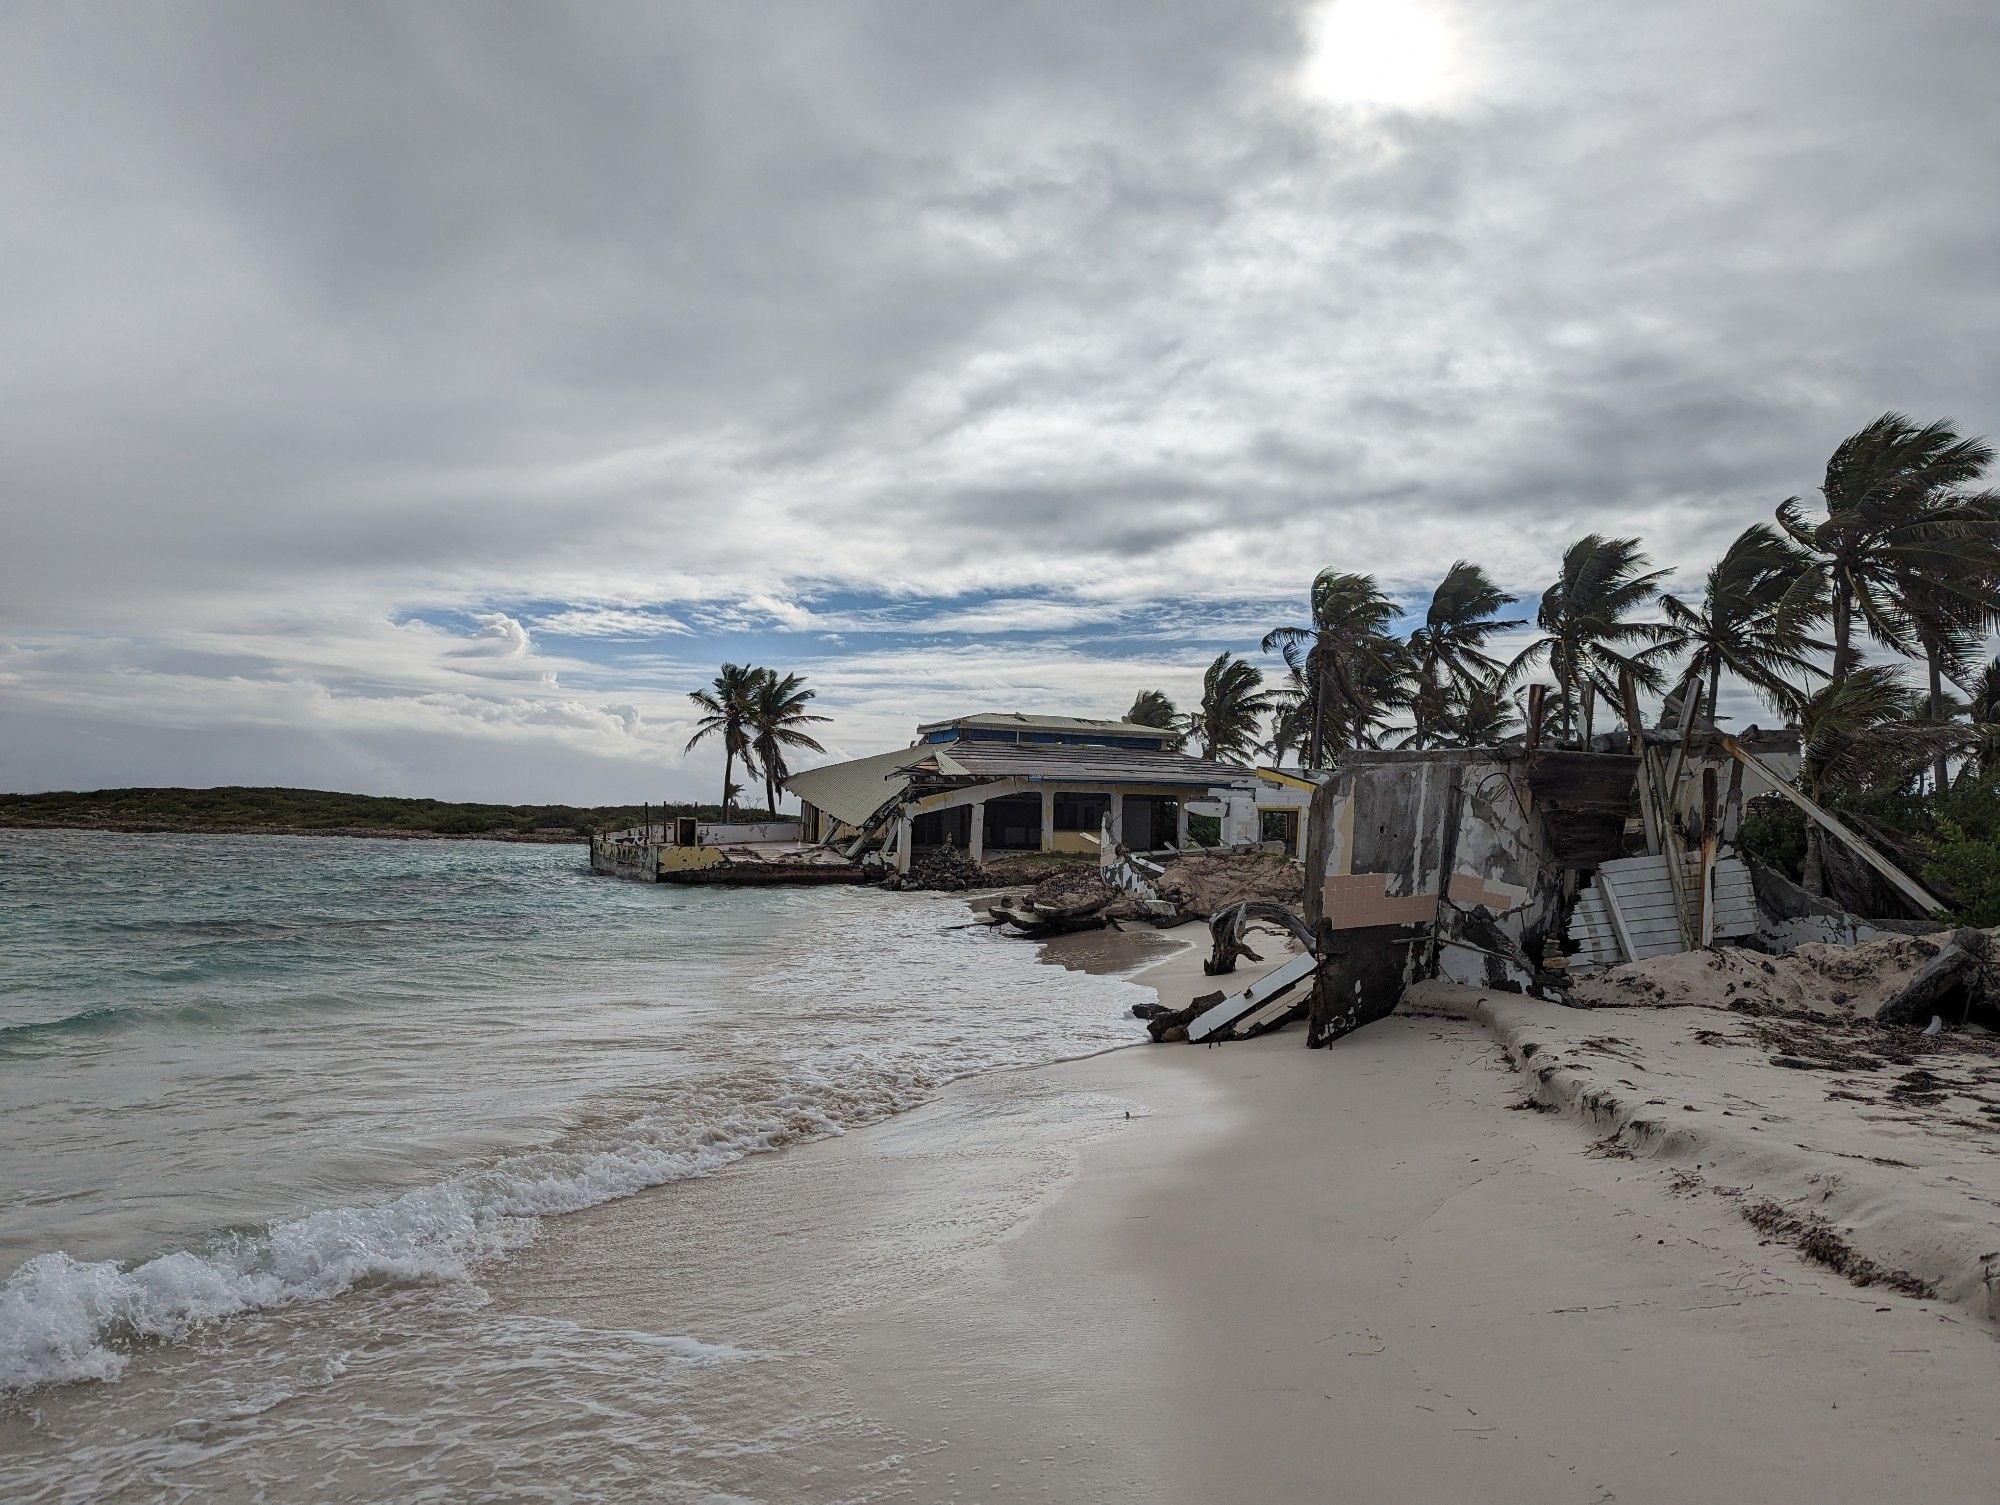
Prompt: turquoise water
<box><xmin>0</xmin><ymin>830</ymin><xmax>1146</xmax><ymax>1397</ymax></box>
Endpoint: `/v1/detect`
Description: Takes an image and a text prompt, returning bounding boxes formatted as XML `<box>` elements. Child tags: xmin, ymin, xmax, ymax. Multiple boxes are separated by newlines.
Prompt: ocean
<box><xmin>0</xmin><ymin>829</ymin><xmax>1154</xmax><ymax>1499</ymax></box>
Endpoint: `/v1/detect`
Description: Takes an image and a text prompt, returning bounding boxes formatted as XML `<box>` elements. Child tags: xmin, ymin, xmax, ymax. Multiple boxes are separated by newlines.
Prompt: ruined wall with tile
<box><xmin>1308</xmin><ymin>753</ymin><xmax>1545</xmax><ymax>928</ymax></box>
<box><xmin>1304</xmin><ymin>752</ymin><xmax>1561</xmax><ymax>1025</ymax></box>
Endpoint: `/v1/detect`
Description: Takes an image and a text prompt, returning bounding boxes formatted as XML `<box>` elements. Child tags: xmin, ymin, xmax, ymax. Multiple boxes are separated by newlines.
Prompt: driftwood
<box><xmin>1145</xmin><ymin>989</ymin><xmax>1226</xmax><ymax>1043</ymax></box>
<box><xmin>1206</xmin><ymin>900</ymin><xmax>1317</xmax><ymax>976</ymax></box>
<box><xmin>1875</xmin><ymin>928</ymin><xmax>1999</xmax><ymax>1030</ymax></box>
<box><xmin>988</xmin><ymin>887</ymin><xmax>1117</xmax><ymax>937</ymax></box>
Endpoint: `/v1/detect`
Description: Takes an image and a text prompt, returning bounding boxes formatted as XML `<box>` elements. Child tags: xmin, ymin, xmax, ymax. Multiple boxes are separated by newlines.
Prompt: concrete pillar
<box><xmin>1175</xmin><ymin>799</ymin><xmax>1190</xmax><ymax>849</ymax></box>
<box><xmin>1040</xmin><ymin>789</ymin><xmax>1055</xmax><ymax>853</ymax></box>
<box><xmin>1105</xmin><ymin>794</ymin><xmax>1122</xmax><ymax>847</ymax></box>
<box><xmin>896</xmin><ymin>811</ymin><xmax>913</xmax><ymax>874</ymax></box>
<box><xmin>969</xmin><ymin>801</ymin><xmax>986</xmax><ymax>863</ymax></box>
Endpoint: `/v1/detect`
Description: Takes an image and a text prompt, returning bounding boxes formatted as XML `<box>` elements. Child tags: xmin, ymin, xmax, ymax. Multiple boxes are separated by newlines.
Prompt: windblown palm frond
<box><xmin>686</xmin><ymin>662</ymin><xmax>765</xmax><ymax>817</ymax></box>
<box><xmin>1404</xmin><ymin>560</ymin><xmax>1519</xmax><ymax>746</ymax></box>
<box><xmin>746</xmin><ymin>670</ymin><xmax>828</xmax><ymax>815</ymax></box>
<box><xmin>1505</xmin><ymin>535</ymin><xmax>1675</xmax><ymax>742</ymax></box>
<box><xmin>1797</xmin><ymin>665</ymin><xmax>1979</xmax><ymax>801</ymax></box>
<box><xmin>1124</xmin><ymin>689</ymin><xmax>1184</xmax><ymax>750</ymax></box>
<box><xmin>1189</xmin><ymin>653</ymin><xmax>1272</xmax><ymax>764</ymax></box>
<box><xmin>1659</xmin><ymin>523</ymin><xmax>1826</xmax><ymax>724</ymax></box>
<box><xmin>1261</xmin><ymin>570</ymin><xmax>1407</xmax><ymax>762</ymax></box>
<box><xmin>1778</xmin><ymin>412</ymin><xmax>2000</xmax><ymax>682</ymax></box>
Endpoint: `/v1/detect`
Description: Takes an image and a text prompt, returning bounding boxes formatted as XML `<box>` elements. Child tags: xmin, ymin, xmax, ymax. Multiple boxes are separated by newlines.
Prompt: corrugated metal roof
<box><xmin>909</xmin><ymin>742</ymin><xmax>1256</xmax><ymax>788</ymax></box>
<box><xmin>914</xmin><ymin>711</ymin><xmax>1174</xmax><ymax>741</ymax></box>
<box><xmin>785</xmin><ymin>744</ymin><xmax>925</xmax><ymax>827</ymax></box>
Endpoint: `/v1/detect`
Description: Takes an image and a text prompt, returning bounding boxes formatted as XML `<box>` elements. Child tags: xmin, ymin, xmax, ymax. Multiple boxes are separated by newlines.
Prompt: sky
<box><xmin>4</xmin><ymin>0</ymin><xmax>1999</xmax><ymax>805</ymax></box>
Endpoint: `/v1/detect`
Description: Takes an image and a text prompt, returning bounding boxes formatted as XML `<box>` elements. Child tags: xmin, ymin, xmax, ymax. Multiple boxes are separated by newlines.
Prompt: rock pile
<box><xmin>881</xmin><ymin>844</ymin><xmax>991</xmax><ymax>891</ymax></box>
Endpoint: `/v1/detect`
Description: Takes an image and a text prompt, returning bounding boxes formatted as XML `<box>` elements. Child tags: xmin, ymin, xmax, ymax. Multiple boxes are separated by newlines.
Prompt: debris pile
<box><xmin>984</xmin><ymin>866</ymin><xmax>1163</xmax><ymax>936</ymax></box>
<box><xmin>1150</xmin><ymin>850</ymin><xmax>1305</xmax><ymax>919</ymax></box>
<box><xmin>1025</xmin><ymin>865</ymin><xmax>1121</xmax><ymax>910</ymax></box>
<box><xmin>883</xmin><ymin>845</ymin><xmax>991</xmax><ymax>892</ymax></box>
<box><xmin>986</xmin><ymin>883</ymin><xmax>1120</xmax><ymax>937</ymax></box>
<box><xmin>1567</xmin><ymin>930</ymin><xmax>1971</xmax><ymax>1019</ymax></box>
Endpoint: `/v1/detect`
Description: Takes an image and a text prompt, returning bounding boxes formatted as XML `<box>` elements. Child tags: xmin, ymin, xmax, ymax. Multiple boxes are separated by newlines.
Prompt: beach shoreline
<box><xmin>835</xmin><ymin>948</ymin><xmax>2000</xmax><ymax>1502</ymax></box>
<box><xmin>7</xmin><ymin>906</ymin><xmax>1999</xmax><ymax>1501</ymax></box>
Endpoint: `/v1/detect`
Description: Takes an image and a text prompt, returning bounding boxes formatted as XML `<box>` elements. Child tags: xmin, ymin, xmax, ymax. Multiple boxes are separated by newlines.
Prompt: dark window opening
<box><xmin>1053</xmin><ymin>793</ymin><xmax>1110</xmax><ymax>832</ymax></box>
<box><xmin>982</xmin><ymin>793</ymin><xmax>1043</xmax><ymax>852</ymax></box>
<box><xmin>1260</xmin><ymin>809</ymin><xmax>1299</xmax><ymax>847</ymax></box>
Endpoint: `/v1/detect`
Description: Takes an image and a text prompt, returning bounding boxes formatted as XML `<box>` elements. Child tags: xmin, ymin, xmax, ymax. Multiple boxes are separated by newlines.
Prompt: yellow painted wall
<box><xmin>1047</xmin><ymin>829</ymin><xmax>1102</xmax><ymax>855</ymax></box>
<box><xmin>657</xmin><ymin>845</ymin><xmax>723</xmax><ymax>874</ymax></box>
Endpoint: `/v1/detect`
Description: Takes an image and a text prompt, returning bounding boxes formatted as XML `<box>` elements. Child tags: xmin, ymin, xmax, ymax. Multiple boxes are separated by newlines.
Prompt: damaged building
<box><xmin>786</xmin><ymin>712</ymin><xmax>1268</xmax><ymax>872</ymax></box>
<box><xmin>1293</xmin><ymin>685</ymin><xmax>1946</xmax><ymax>1048</ymax></box>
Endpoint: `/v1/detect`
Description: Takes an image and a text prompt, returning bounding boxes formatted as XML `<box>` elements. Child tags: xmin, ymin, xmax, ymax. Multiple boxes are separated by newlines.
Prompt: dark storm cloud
<box><xmin>4</xmin><ymin>0</ymin><xmax>1999</xmax><ymax>797</ymax></box>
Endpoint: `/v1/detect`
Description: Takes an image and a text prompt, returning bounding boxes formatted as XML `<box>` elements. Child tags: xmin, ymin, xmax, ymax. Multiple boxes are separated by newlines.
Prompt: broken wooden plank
<box><xmin>1596</xmin><ymin>865</ymin><xmax>1640</xmax><ymax>964</ymax></box>
<box><xmin>1187</xmin><ymin>950</ymin><xmax>1318</xmax><ymax>1042</ymax></box>
<box><xmin>1716</xmin><ymin>735</ymin><xmax>1945</xmax><ymax>918</ymax></box>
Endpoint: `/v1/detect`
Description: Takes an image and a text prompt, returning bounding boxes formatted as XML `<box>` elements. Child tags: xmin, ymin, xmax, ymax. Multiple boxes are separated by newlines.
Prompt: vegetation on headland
<box><xmin>1124</xmin><ymin>411</ymin><xmax>2000</xmax><ymax>920</ymax></box>
<box><xmin>0</xmin><ymin>787</ymin><xmax>772</xmax><ymax>842</ymax></box>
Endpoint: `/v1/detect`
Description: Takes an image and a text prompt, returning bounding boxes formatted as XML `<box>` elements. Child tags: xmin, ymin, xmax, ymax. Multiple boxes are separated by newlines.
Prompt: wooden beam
<box><xmin>1697</xmin><ymin>765</ymin><xmax>1720</xmax><ymax>946</ymax></box>
<box><xmin>1427</xmin><ymin>762</ymin><xmax>1467</xmax><ymax>981</ymax></box>
<box><xmin>1617</xmin><ymin>667</ymin><xmax>1646</xmax><ymax>755</ymax></box>
<box><xmin>1716</xmin><ymin>734</ymin><xmax>1946</xmax><ymax>918</ymax></box>
<box><xmin>1597</xmin><ymin>869</ymin><xmax>1639</xmax><ymax>963</ymax></box>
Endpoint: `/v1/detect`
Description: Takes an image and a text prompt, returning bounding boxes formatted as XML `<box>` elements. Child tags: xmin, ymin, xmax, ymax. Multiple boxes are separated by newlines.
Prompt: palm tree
<box><xmin>1777</xmin><ymin>413</ymin><xmax>2000</xmax><ymax>691</ymax></box>
<box><xmin>685</xmin><ymin>663</ymin><xmax>763</xmax><ymax>818</ymax></box>
<box><xmin>1263</xmin><ymin>663</ymin><xmax>1314</xmax><ymax>767</ymax></box>
<box><xmin>1794</xmin><ymin>665</ymin><xmax>1979</xmax><ymax>893</ymax></box>
<box><xmin>1659</xmin><ymin>524</ymin><xmax>1826</xmax><ymax>727</ymax></box>
<box><xmin>1896</xmin><ymin>486</ymin><xmax>2000</xmax><ymax>789</ymax></box>
<box><xmin>1188</xmin><ymin>653</ymin><xmax>1271</xmax><ymax>763</ymax></box>
<box><xmin>1124</xmin><ymin>689</ymin><xmax>1185</xmax><ymax>750</ymax></box>
<box><xmin>746</xmin><ymin>670</ymin><xmax>829</xmax><ymax>816</ymax></box>
<box><xmin>1441</xmin><ymin>682</ymin><xmax>1520</xmax><ymax>747</ymax></box>
<box><xmin>1506</xmin><ymin>535</ymin><xmax>1674</xmax><ymax>743</ymax></box>
<box><xmin>1963</xmin><ymin>657</ymin><xmax>2000</xmax><ymax>784</ymax></box>
<box><xmin>1261</xmin><ymin>571</ymin><xmax>1405</xmax><ymax>763</ymax></box>
<box><xmin>1403</xmin><ymin>561</ymin><xmax>1519</xmax><ymax>747</ymax></box>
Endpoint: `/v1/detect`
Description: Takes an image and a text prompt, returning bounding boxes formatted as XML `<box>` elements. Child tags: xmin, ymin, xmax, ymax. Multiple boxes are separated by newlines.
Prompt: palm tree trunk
<box><xmin>1831</xmin><ymin>580</ymin><xmax>1853</xmax><ymax>685</ymax></box>
<box><xmin>1307</xmin><ymin>654</ymin><xmax>1326</xmax><ymax>769</ymax></box>
<box><xmin>1706</xmin><ymin>657</ymin><xmax>1721</xmax><ymax>735</ymax></box>
<box><xmin>1556</xmin><ymin>650</ymin><xmax>1575</xmax><ymax>744</ymax></box>
<box><xmin>1802</xmin><ymin>823</ymin><xmax>1826</xmax><ymax>897</ymax></box>
<box><xmin>722</xmin><ymin>747</ymin><xmax>734</xmax><ymax>819</ymax></box>
<box><xmin>1927</xmin><ymin>643</ymin><xmax>1949</xmax><ymax>793</ymax></box>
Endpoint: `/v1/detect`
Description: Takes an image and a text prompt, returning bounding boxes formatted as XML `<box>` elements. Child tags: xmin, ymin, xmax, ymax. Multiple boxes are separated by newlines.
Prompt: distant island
<box><xmin>0</xmin><ymin>787</ymin><xmax>764</xmax><ymax>843</ymax></box>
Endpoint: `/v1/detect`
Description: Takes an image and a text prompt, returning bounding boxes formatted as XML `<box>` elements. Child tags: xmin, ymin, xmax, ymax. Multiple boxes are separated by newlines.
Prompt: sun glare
<box><xmin>1298</xmin><ymin>0</ymin><xmax>1466</xmax><ymax>111</ymax></box>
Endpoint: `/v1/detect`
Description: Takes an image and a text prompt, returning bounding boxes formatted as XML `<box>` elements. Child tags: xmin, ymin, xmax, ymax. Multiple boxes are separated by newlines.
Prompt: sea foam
<box><xmin>0</xmin><ymin>1067</ymin><xmax>932</xmax><ymax>1394</ymax></box>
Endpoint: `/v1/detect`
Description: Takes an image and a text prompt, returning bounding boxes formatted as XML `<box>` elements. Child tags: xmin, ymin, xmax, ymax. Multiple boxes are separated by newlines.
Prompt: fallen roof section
<box><xmin>783</xmin><ymin>743</ymin><xmax>927</xmax><ymax>828</ymax></box>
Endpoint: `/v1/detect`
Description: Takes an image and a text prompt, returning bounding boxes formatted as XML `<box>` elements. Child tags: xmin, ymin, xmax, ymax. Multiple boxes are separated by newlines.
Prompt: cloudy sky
<box><xmin>4</xmin><ymin>0</ymin><xmax>1998</xmax><ymax>804</ymax></box>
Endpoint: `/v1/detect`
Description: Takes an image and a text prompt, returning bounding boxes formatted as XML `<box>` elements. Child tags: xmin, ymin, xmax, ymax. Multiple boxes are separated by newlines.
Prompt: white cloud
<box><xmin>4</xmin><ymin>1</ymin><xmax>1997</xmax><ymax>797</ymax></box>
<box><xmin>530</xmin><ymin>606</ymin><xmax>694</xmax><ymax>639</ymax></box>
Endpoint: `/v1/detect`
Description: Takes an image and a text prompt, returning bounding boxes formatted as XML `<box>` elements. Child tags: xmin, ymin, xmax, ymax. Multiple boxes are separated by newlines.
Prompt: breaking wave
<box><xmin>0</xmin><ymin>1064</ymin><xmax>956</xmax><ymax>1395</ymax></box>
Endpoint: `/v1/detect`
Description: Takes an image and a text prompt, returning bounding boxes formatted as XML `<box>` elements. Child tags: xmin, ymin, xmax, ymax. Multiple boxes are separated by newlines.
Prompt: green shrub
<box><xmin>1735</xmin><ymin>797</ymin><xmax>1805</xmax><ymax>880</ymax></box>
<box><xmin>1922</xmin><ymin>816</ymin><xmax>2000</xmax><ymax>926</ymax></box>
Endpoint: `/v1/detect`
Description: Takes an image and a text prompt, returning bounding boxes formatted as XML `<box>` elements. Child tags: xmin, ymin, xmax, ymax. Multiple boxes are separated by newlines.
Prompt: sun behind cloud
<box><xmin>1297</xmin><ymin>0</ymin><xmax>1475</xmax><ymax>111</ymax></box>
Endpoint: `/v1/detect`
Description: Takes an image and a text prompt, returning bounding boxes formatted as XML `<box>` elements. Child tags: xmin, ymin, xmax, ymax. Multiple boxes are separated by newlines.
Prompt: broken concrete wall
<box><xmin>1308</xmin><ymin>752</ymin><xmax>1549</xmax><ymax>940</ymax></box>
<box><xmin>1304</xmin><ymin>750</ymin><xmax>1561</xmax><ymax>1029</ymax></box>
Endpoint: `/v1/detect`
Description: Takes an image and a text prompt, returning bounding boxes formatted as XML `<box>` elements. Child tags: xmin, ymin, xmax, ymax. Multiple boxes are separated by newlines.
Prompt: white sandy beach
<box><xmin>829</xmin><ymin>939</ymin><xmax>2000</xmax><ymax>1502</ymax></box>
<box><xmin>461</xmin><ymin>930</ymin><xmax>2000</xmax><ymax>1501</ymax></box>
